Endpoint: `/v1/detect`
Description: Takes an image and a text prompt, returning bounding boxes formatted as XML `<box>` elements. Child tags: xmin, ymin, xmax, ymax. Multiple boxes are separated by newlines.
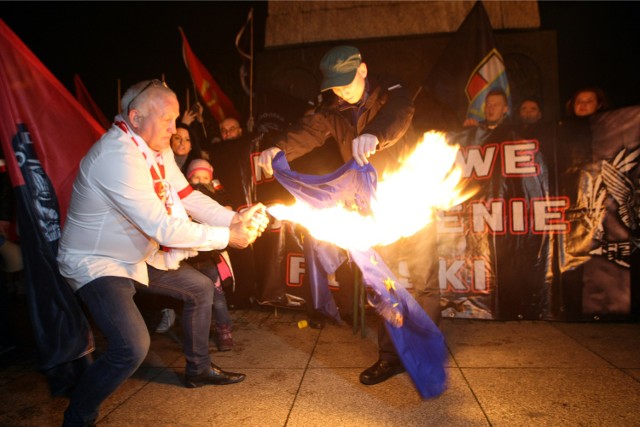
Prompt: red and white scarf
<box><xmin>115</xmin><ymin>118</ymin><xmax>196</xmax><ymax>270</ymax></box>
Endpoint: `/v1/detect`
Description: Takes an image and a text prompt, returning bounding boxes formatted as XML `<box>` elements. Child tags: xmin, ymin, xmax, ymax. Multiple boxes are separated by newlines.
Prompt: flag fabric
<box><xmin>302</xmin><ymin>232</ymin><xmax>345</xmax><ymax>322</ymax></box>
<box><xmin>0</xmin><ymin>20</ymin><xmax>104</xmax><ymax>223</ymax></box>
<box><xmin>0</xmin><ymin>19</ymin><xmax>97</xmax><ymax>396</ymax></box>
<box><xmin>271</xmin><ymin>151</ymin><xmax>447</xmax><ymax>398</ymax></box>
<box><xmin>271</xmin><ymin>151</ymin><xmax>375</xmax><ymax>321</ymax></box>
<box><xmin>558</xmin><ymin>106</ymin><xmax>640</xmax><ymax>317</ymax></box>
<box><xmin>179</xmin><ymin>27</ymin><xmax>240</xmax><ymax>123</ymax></box>
<box><xmin>422</xmin><ymin>1</ymin><xmax>510</xmax><ymax>124</ymax></box>
<box><xmin>74</xmin><ymin>74</ymin><xmax>110</xmax><ymax>130</ymax></box>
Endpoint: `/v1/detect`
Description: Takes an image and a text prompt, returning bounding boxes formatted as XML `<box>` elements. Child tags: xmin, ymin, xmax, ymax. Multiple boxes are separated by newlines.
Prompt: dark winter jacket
<box><xmin>275</xmin><ymin>74</ymin><xmax>415</xmax><ymax>170</ymax></box>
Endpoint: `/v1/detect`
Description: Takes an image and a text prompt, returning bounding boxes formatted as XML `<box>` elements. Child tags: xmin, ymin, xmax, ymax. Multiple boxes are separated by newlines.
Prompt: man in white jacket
<box><xmin>57</xmin><ymin>79</ymin><xmax>268</xmax><ymax>427</ymax></box>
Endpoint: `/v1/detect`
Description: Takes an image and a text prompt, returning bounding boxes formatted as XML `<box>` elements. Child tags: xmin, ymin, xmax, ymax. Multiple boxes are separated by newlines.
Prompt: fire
<box><xmin>268</xmin><ymin>131</ymin><xmax>472</xmax><ymax>251</ymax></box>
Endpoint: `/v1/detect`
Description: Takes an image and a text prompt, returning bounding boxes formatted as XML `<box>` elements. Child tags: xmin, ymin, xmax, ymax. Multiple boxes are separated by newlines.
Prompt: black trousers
<box><xmin>376</xmin><ymin>225</ymin><xmax>441</xmax><ymax>363</ymax></box>
<box><xmin>377</xmin><ymin>285</ymin><xmax>441</xmax><ymax>363</ymax></box>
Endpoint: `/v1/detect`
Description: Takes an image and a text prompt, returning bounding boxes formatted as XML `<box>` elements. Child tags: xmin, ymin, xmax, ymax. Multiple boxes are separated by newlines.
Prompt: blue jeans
<box><xmin>64</xmin><ymin>263</ymin><xmax>213</xmax><ymax>426</ymax></box>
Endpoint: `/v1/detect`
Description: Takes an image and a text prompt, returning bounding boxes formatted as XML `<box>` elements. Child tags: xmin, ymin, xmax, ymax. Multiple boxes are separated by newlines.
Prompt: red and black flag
<box><xmin>0</xmin><ymin>19</ymin><xmax>99</xmax><ymax>396</ymax></box>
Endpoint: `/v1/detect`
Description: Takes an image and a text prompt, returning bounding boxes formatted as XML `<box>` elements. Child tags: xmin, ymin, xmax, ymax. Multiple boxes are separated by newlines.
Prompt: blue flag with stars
<box><xmin>271</xmin><ymin>151</ymin><xmax>447</xmax><ymax>398</ymax></box>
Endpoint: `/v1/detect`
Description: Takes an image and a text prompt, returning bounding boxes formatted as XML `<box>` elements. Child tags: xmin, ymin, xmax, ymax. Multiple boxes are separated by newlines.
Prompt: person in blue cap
<box><xmin>257</xmin><ymin>45</ymin><xmax>416</xmax><ymax>175</ymax></box>
<box><xmin>258</xmin><ymin>45</ymin><xmax>428</xmax><ymax>387</ymax></box>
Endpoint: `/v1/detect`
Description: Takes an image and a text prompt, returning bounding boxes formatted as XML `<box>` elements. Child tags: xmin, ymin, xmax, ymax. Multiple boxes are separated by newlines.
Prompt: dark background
<box><xmin>1</xmin><ymin>1</ymin><xmax>638</xmax><ymax>122</ymax></box>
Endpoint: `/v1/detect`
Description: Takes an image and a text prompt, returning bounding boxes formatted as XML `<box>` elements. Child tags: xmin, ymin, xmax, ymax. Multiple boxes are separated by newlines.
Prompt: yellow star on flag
<box><xmin>384</xmin><ymin>277</ymin><xmax>395</xmax><ymax>291</ymax></box>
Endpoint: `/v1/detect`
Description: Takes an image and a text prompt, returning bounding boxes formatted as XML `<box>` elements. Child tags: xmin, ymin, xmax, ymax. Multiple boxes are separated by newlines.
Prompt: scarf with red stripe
<box><xmin>115</xmin><ymin>118</ymin><xmax>196</xmax><ymax>270</ymax></box>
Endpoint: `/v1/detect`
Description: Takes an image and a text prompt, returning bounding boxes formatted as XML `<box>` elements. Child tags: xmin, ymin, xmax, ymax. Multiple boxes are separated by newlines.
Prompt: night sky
<box><xmin>1</xmin><ymin>1</ymin><xmax>638</xmax><ymax>121</ymax></box>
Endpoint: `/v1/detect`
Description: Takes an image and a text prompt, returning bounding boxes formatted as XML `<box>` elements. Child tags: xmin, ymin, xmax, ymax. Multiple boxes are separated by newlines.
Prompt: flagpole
<box><xmin>236</xmin><ymin>8</ymin><xmax>254</xmax><ymax>132</ymax></box>
<box><xmin>412</xmin><ymin>85</ymin><xmax>423</xmax><ymax>102</ymax></box>
<box><xmin>192</xmin><ymin>82</ymin><xmax>208</xmax><ymax>140</ymax></box>
<box><xmin>248</xmin><ymin>7</ymin><xmax>254</xmax><ymax>133</ymax></box>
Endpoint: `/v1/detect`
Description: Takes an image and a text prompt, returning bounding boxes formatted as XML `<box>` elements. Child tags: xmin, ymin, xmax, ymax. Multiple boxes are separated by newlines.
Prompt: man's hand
<box><xmin>228</xmin><ymin>221</ymin><xmax>256</xmax><ymax>249</ymax></box>
<box><xmin>352</xmin><ymin>134</ymin><xmax>378</xmax><ymax>166</ymax></box>
<box><xmin>228</xmin><ymin>203</ymin><xmax>269</xmax><ymax>249</ymax></box>
<box><xmin>257</xmin><ymin>147</ymin><xmax>281</xmax><ymax>176</ymax></box>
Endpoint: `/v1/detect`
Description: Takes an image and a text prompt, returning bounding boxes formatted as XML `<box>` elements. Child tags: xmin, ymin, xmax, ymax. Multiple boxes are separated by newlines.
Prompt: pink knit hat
<box><xmin>186</xmin><ymin>159</ymin><xmax>213</xmax><ymax>180</ymax></box>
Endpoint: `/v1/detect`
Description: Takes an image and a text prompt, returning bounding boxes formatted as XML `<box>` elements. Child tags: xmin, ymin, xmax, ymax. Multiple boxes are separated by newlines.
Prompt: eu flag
<box><xmin>272</xmin><ymin>151</ymin><xmax>447</xmax><ymax>398</ymax></box>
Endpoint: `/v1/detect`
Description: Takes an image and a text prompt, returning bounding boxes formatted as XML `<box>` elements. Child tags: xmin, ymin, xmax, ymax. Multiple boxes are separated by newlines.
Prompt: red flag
<box><xmin>74</xmin><ymin>73</ymin><xmax>111</xmax><ymax>130</ymax></box>
<box><xmin>180</xmin><ymin>27</ymin><xmax>240</xmax><ymax>123</ymax></box>
<box><xmin>0</xmin><ymin>19</ymin><xmax>103</xmax><ymax>223</ymax></box>
<box><xmin>0</xmin><ymin>19</ymin><xmax>96</xmax><ymax>396</ymax></box>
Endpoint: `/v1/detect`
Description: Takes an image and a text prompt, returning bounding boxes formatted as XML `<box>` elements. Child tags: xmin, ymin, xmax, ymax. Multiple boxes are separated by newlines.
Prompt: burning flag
<box><xmin>268</xmin><ymin>131</ymin><xmax>471</xmax><ymax>398</ymax></box>
<box><xmin>268</xmin><ymin>132</ymin><xmax>469</xmax><ymax>250</ymax></box>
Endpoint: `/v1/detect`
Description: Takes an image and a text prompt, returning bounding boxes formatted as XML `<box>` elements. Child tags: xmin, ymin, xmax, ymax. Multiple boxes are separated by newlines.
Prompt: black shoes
<box><xmin>359</xmin><ymin>359</ymin><xmax>406</xmax><ymax>385</ymax></box>
<box><xmin>185</xmin><ymin>363</ymin><xmax>246</xmax><ymax>388</ymax></box>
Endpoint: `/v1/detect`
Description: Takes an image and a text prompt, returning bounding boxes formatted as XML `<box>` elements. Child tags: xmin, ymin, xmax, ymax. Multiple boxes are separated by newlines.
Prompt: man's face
<box><xmin>484</xmin><ymin>94</ymin><xmax>508</xmax><ymax>123</ymax></box>
<box><xmin>519</xmin><ymin>101</ymin><xmax>542</xmax><ymax>124</ymax></box>
<box><xmin>331</xmin><ymin>63</ymin><xmax>367</xmax><ymax>104</ymax></box>
<box><xmin>220</xmin><ymin>118</ymin><xmax>242</xmax><ymax>141</ymax></box>
<box><xmin>134</xmin><ymin>91</ymin><xmax>179</xmax><ymax>152</ymax></box>
<box><xmin>170</xmin><ymin>128</ymin><xmax>192</xmax><ymax>156</ymax></box>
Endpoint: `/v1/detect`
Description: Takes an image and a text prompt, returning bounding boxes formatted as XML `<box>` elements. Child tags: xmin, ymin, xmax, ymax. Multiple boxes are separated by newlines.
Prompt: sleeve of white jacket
<box><xmin>163</xmin><ymin>148</ymin><xmax>236</xmax><ymax>247</ymax></box>
<box><xmin>182</xmin><ymin>189</ymin><xmax>236</xmax><ymax>226</ymax></box>
<box><xmin>92</xmin><ymin>148</ymin><xmax>232</xmax><ymax>250</ymax></box>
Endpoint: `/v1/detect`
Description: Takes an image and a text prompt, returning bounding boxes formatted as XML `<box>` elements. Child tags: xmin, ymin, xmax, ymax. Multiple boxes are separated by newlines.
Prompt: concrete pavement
<box><xmin>1</xmin><ymin>306</ymin><xmax>640</xmax><ymax>426</ymax></box>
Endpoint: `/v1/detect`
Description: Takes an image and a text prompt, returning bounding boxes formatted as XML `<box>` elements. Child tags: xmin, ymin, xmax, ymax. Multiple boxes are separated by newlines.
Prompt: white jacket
<box><xmin>58</xmin><ymin>123</ymin><xmax>236</xmax><ymax>291</ymax></box>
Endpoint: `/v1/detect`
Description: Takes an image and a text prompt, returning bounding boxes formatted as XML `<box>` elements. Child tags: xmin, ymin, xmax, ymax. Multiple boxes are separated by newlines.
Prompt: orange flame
<box><xmin>268</xmin><ymin>131</ymin><xmax>472</xmax><ymax>251</ymax></box>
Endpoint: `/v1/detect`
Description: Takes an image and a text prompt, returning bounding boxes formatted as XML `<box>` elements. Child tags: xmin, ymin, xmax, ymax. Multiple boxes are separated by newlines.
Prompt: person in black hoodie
<box><xmin>554</xmin><ymin>86</ymin><xmax>610</xmax><ymax>318</ymax></box>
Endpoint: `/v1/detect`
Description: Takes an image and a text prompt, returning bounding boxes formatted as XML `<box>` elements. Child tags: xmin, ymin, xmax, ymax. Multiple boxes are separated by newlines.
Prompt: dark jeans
<box><xmin>63</xmin><ymin>263</ymin><xmax>213</xmax><ymax>426</ymax></box>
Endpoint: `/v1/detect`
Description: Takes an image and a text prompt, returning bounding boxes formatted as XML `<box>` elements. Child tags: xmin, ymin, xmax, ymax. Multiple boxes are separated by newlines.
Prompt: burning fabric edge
<box><xmin>268</xmin><ymin>131</ymin><xmax>469</xmax><ymax>251</ymax></box>
<box><xmin>268</xmin><ymin>131</ymin><xmax>467</xmax><ymax>398</ymax></box>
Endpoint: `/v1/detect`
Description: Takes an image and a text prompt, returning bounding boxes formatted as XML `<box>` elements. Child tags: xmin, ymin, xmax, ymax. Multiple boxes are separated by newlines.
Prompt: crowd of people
<box><xmin>0</xmin><ymin>39</ymin><xmax>626</xmax><ymax>426</ymax></box>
